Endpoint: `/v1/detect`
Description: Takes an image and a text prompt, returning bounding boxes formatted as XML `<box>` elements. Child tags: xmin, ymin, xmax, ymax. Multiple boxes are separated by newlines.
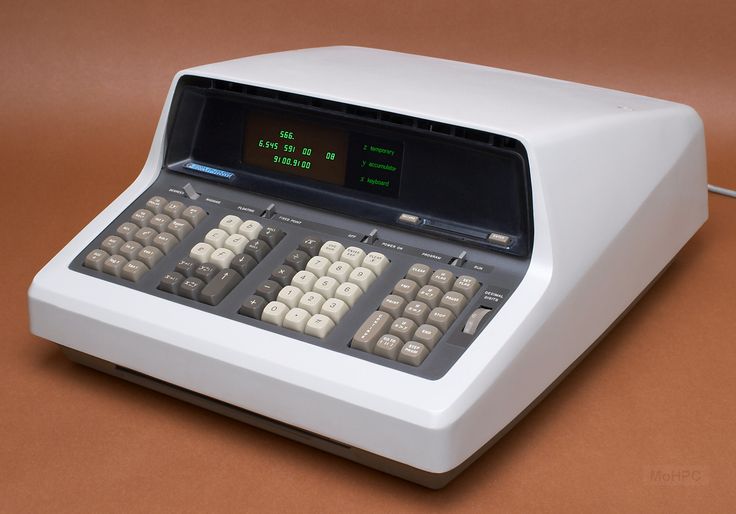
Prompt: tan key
<box><xmin>351</xmin><ymin>311</ymin><xmax>393</xmax><ymax>352</ymax></box>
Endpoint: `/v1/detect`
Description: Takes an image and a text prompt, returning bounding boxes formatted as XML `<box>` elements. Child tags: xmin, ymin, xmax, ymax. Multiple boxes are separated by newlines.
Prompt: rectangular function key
<box><xmin>398</xmin><ymin>342</ymin><xmax>430</xmax><ymax>366</ymax></box>
<box><xmin>163</xmin><ymin>200</ymin><xmax>185</xmax><ymax>219</ymax></box>
<box><xmin>298</xmin><ymin>237</ymin><xmax>322</xmax><ymax>257</ymax></box>
<box><xmin>137</xmin><ymin>246</ymin><xmax>164</xmax><ymax>268</ymax></box>
<box><xmin>131</xmin><ymin>209</ymin><xmax>154</xmax><ymax>228</ymax></box>
<box><xmin>405</xmin><ymin>263</ymin><xmax>432</xmax><ymax>286</ymax></box>
<box><xmin>182</xmin><ymin>205</ymin><xmax>207</xmax><ymax>227</ymax></box>
<box><xmin>158</xmin><ymin>272</ymin><xmax>185</xmax><ymax>294</ymax></box>
<box><xmin>148</xmin><ymin>214</ymin><xmax>172</xmax><ymax>233</ymax></box>
<box><xmin>102</xmin><ymin>255</ymin><xmax>127</xmax><ymax>277</ymax></box>
<box><xmin>351</xmin><ymin>311</ymin><xmax>393</xmax><ymax>352</ymax></box>
<box><xmin>374</xmin><ymin>334</ymin><xmax>403</xmax><ymax>360</ymax></box>
<box><xmin>200</xmin><ymin>269</ymin><xmax>242</xmax><ymax>306</ymax></box>
<box><xmin>100</xmin><ymin>235</ymin><xmax>124</xmax><ymax>255</ymax></box>
<box><xmin>146</xmin><ymin>196</ymin><xmax>168</xmax><ymax>214</ymax></box>
<box><xmin>83</xmin><ymin>249</ymin><xmax>109</xmax><ymax>271</ymax></box>
<box><xmin>167</xmin><ymin>219</ymin><xmax>193</xmax><ymax>240</ymax></box>
<box><xmin>121</xmin><ymin>260</ymin><xmax>149</xmax><ymax>282</ymax></box>
<box><xmin>453</xmin><ymin>275</ymin><xmax>481</xmax><ymax>298</ymax></box>
<box><xmin>239</xmin><ymin>295</ymin><xmax>267</xmax><ymax>319</ymax></box>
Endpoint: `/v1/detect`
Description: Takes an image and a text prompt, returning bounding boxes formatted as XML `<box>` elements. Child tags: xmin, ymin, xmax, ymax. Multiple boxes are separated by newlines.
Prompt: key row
<box><xmin>158</xmin><ymin>263</ymin><xmax>243</xmax><ymax>306</ymax></box>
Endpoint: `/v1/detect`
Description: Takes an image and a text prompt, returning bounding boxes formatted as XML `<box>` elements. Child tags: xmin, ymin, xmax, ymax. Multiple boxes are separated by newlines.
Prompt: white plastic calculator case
<box><xmin>28</xmin><ymin>46</ymin><xmax>707</xmax><ymax>488</ymax></box>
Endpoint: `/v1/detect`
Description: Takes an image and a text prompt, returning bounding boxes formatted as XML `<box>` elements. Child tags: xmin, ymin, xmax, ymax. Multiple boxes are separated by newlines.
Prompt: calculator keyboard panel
<box><xmin>72</xmin><ymin>178</ymin><xmax>521</xmax><ymax>380</ymax></box>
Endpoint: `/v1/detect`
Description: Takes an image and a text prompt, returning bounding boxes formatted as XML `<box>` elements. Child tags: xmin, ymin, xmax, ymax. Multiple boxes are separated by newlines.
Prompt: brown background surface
<box><xmin>1</xmin><ymin>1</ymin><xmax>735</xmax><ymax>512</ymax></box>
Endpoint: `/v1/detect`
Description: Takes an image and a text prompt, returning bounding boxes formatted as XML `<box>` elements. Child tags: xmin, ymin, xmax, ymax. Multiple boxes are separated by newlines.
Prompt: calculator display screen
<box><xmin>242</xmin><ymin>110</ymin><xmax>404</xmax><ymax>198</ymax></box>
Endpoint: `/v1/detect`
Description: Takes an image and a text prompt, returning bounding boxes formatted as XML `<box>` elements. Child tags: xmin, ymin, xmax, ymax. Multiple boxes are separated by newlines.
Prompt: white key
<box><xmin>335</xmin><ymin>282</ymin><xmax>363</xmax><ymax>307</ymax></box>
<box><xmin>261</xmin><ymin>301</ymin><xmax>289</xmax><ymax>326</ymax></box>
<box><xmin>340</xmin><ymin>246</ymin><xmax>366</xmax><ymax>268</ymax></box>
<box><xmin>313</xmin><ymin>276</ymin><xmax>339</xmax><ymax>298</ymax></box>
<box><xmin>291</xmin><ymin>270</ymin><xmax>317</xmax><ymax>293</ymax></box>
<box><xmin>326</xmin><ymin>261</ymin><xmax>353</xmax><ymax>283</ymax></box>
<box><xmin>362</xmin><ymin>252</ymin><xmax>389</xmax><ymax>276</ymax></box>
<box><xmin>306</xmin><ymin>256</ymin><xmax>331</xmax><ymax>277</ymax></box>
<box><xmin>320</xmin><ymin>298</ymin><xmax>349</xmax><ymax>324</ymax></box>
<box><xmin>238</xmin><ymin>220</ymin><xmax>263</xmax><ymax>240</ymax></box>
<box><xmin>190</xmin><ymin>242</ymin><xmax>214</xmax><ymax>264</ymax></box>
<box><xmin>298</xmin><ymin>292</ymin><xmax>326</xmax><ymax>315</ymax></box>
<box><xmin>319</xmin><ymin>240</ymin><xmax>345</xmax><ymax>262</ymax></box>
<box><xmin>283</xmin><ymin>308</ymin><xmax>311</xmax><ymax>332</ymax></box>
<box><xmin>204</xmin><ymin>228</ymin><xmax>228</xmax><ymax>248</ymax></box>
<box><xmin>209</xmin><ymin>248</ymin><xmax>235</xmax><ymax>269</ymax></box>
<box><xmin>219</xmin><ymin>215</ymin><xmax>243</xmax><ymax>235</ymax></box>
<box><xmin>277</xmin><ymin>285</ymin><xmax>304</xmax><ymax>309</ymax></box>
<box><xmin>349</xmin><ymin>266</ymin><xmax>377</xmax><ymax>291</ymax></box>
<box><xmin>305</xmin><ymin>313</ymin><xmax>335</xmax><ymax>339</ymax></box>
<box><xmin>224</xmin><ymin>233</ymin><xmax>248</xmax><ymax>254</ymax></box>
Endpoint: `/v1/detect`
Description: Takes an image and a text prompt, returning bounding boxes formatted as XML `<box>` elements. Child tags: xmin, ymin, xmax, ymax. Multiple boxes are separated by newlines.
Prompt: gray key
<box><xmin>167</xmin><ymin>218</ymin><xmax>193</xmax><ymax>240</ymax></box>
<box><xmin>379</xmin><ymin>294</ymin><xmax>407</xmax><ymax>319</ymax></box>
<box><xmin>178</xmin><ymin>277</ymin><xmax>205</xmax><ymax>300</ymax></box>
<box><xmin>146</xmin><ymin>196</ymin><xmax>168</xmax><ymax>214</ymax></box>
<box><xmin>200</xmin><ymin>269</ymin><xmax>242</xmax><ymax>306</ymax></box>
<box><xmin>239</xmin><ymin>295</ymin><xmax>267</xmax><ymax>319</ymax></box>
<box><xmin>118</xmin><ymin>241</ymin><xmax>143</xmax><ymax>261</ymax></box>
<box><xmin>158</xmin><ymin>271</ymin><xmax>185</xmax><ymax>294</ymax></box>
<box><xmin>102</xmin><ymin>254</ymin><xmax>128</xmax><ymax>277</ymax></box>
<box><xmin>163</xmin><ymin>200</ymin><xmax>185</xmax><ymax>219</ymax></box>
<box><xmin>260</xmin><ymin>226</ymin><xmax>285</xmax><ymax>247</ymax></box>
<box><xmin>134</xmin><ymin>227</ymin><xmax>158</xmax><ymax>246</ymax></box>
<box><xmin>116</xmin><ymin>222</ymin><xmax>138</xmax><ymax>241</ymax></box>
<box><xmin>439</xmin><ymin>291</ymin><xmax>468</xmax><ymax>316</ymax></box>
<box><xmin>230</xmin><ymin>253</ymin><xmax>257</xmax><ymax>277</ymax></box>
<box><xmin>182</xmin><ymin>205</ymin><xmax>207</xmax><ymax>227</ymax></box>
<box><xmin>194</xmin><ymin>263</ymin><xmax>219</xmax><ymax>283</ymax></box>
<box><xmin>413</xmin><ymin>324</ymin><xmax>442</xmax><ymax>350</ymax></box>
<box><xmin>351</xmin><ymin>311</ymin><xmax>394</xmax><ymax>352</ymax></box>
<box><xmin>453</xmin><ymin>275</ymin><xmax>481</xmax><ymax>299</ymax></box>
<box><xmin>148</xmin><ymin>214</ymin><xmax>172</xmax><ymax>233</ymax></box>
<box><xmin>426</xmin><ymin>307</ymin><xmax>456</xmax><ymax>332</ymax></box>
<box><xmin>175</xmin><ymin>256</ymin><xmax>197</xmax><ymax>277</ymax></box>
<box><xmin>284</xmin><ymin>250</ymin><xmax>310</xmax><ymax>271</ymax></box>
<box><xmin>403</xmin><ymin>301</ymin><xmax>430</xmax><ymax>325</ymax></box>
<box><xmin>137</xmin><ymin>246</ymin><xmax>164</xmax><ymax>268</ymax></box>
<box><xmin>374</xmin><ymin>334</ymin><xmax>403</xmax><ymax>360</ymax></box>
<box><xmin>245</xmin><ymin>239</ymin><xmax>270</xmax><ymax>262</ymax></box>
<box><xmin>398</xmin><ymin>341</ymin><xmax>430</xmax><ymax>366</ymax></box>
<box><xmin>152</xmin><ymin>232</ymin><xmax>177</xmax><ymax>254</ymax></box>
<box><xmin>405</xmin><ymin>263</ymin><xmax>432</xmax><ymax>286</ymax></box>
<box><xmin>392</xmin><ymin>279</ymin><xmax>419</xmax><ymax>302</ymax></box>
<box><xmin>298</xmin><ymin>237</ymin><xmax>322</xmax><ymax>257</ymax></box>
<box><xmin>389</xmin><ymin>317</ymin><xmax>418</xmax><ymax>342</ymax></box>
<box><xmin>121</xmin><ymin>260</ymin><xmax>149</xmax><ymax>282</ymax></box>
<box><xmin>100</xmin><ymin>235</ymin><xmax>124</xmax><ymax>255</ymax></box>
<box><xmin>429</xmin><ymin>269</ymin><xmax>454</xmax><ymax>293</ymax></box>
<box><xmin>131</xmin><ymin>208</ymin><xmax>154</xmax><ymax>228</ymax></box>
<box><xmin>83</xmin><ymin>249</ymin><xmax>109</xmax><ymax>271</ymax></box>
<box><xmin>416</xmin><ymin>285</ymin><xmax>442</xmax><ymax>308</ymax></box>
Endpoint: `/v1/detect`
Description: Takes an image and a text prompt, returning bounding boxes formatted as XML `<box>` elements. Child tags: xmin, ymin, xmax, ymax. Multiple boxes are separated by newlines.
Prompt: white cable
<box><xmin>708</xmin><ymin>184</ymin><xmax>736</xmax><ymax>198</ymax></box>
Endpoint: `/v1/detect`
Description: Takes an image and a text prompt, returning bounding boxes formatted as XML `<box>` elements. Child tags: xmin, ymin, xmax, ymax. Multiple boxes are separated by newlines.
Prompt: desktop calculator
<box><xmin>30</xmin><ymin>47</ymin><xmax>707</xmax><ymax>487</ymax></box>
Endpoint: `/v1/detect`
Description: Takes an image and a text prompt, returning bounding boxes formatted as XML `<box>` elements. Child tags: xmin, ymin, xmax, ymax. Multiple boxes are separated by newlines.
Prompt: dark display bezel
<box><xmin>165</xmin><ymin>76</ymin><xmax>533</xmax><ymax>257</ymax></box>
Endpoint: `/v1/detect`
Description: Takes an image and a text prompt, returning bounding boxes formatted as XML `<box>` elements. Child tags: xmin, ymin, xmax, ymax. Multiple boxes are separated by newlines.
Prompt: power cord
<box><xmin>708</xmin><ymin>184</ymin><xmax>736</xmax><ymax>198</ymax></box>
